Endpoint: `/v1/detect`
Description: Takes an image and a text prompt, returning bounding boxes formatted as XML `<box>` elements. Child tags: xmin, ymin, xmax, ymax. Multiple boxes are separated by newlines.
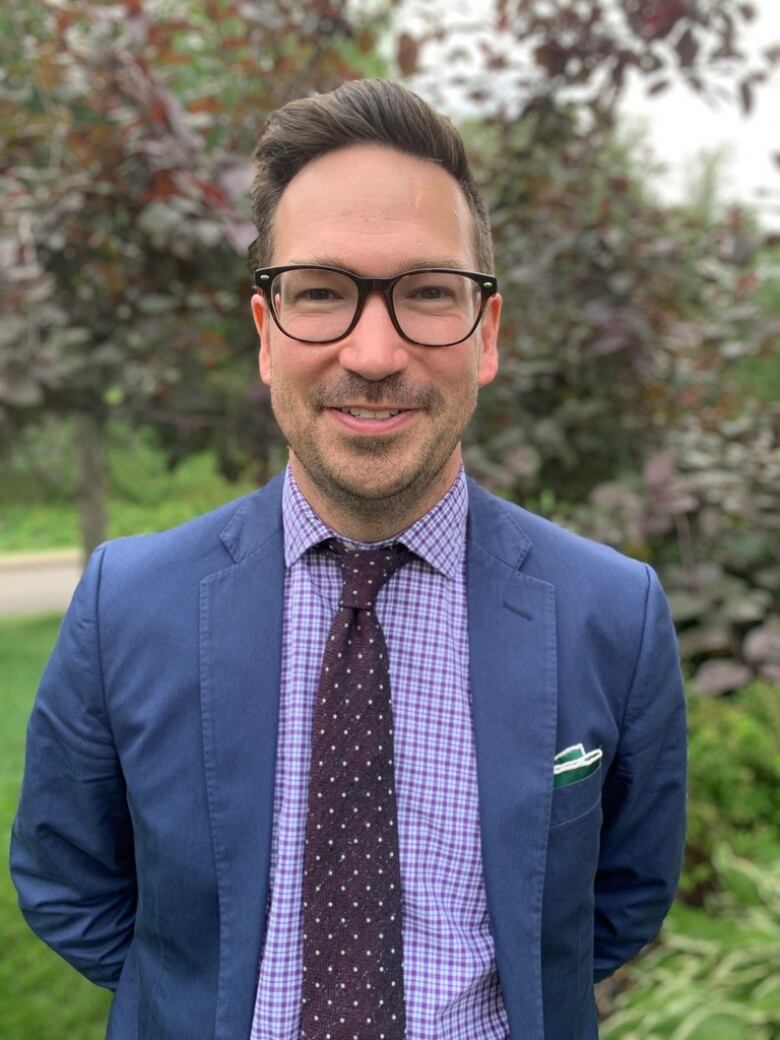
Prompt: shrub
<box><xmin>683</xmin><ymin>681</ymin><xmax>780</xmax><ymax>899</ymax></box>
<box><xmin>600</xmin><ymin>847</ymin><xmax>780</xmax><ymax>1039</ymax></box>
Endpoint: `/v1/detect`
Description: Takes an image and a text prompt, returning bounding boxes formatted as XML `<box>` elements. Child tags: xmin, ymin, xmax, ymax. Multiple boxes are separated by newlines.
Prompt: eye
<box><xmin>296</xmin><ymin>286</ymin><xmax>343</xmax><ymax>302</ymax></box>
<box><xmin>396</xmin><ymin>273</ymin><xmax>472</xmax><ymax>311</ymax></box>
<box><xmin>416</xmin><ymin>280</ymin><xmax>451</xmax><ymax>297</ymax></box>
<box><xmin>407</xmin><ymin>282</ymin><xmax>455</xmax><ymax>301</ymax></box>
<box><xmin>277</xmin><ymin>269</ymin><xmax>356</xmax><ymax>310</ymax></box>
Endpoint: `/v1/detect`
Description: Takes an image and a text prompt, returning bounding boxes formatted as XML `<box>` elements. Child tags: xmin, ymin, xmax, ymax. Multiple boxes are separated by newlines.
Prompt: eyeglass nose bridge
<box><xmin>347</xmin><ymin>274</ymin><xmax>407</xmax><ymax>341</ymax></box>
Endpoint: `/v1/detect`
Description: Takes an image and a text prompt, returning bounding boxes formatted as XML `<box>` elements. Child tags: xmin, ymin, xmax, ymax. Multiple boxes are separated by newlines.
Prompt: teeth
<box><xmin>341</xmin><ymin>408</ymin><xmax>401</xmax><ymax>419</ymax></box>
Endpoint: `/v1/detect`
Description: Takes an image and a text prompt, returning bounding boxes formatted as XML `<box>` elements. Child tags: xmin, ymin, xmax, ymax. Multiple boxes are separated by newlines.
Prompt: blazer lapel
<box><xmin>467</xmin><ymin>480</ymin><xmax>557</xmax><ymax>1040</ymax></box>
<box><xmin>199</xmin><ymin>475</ymin><xmax>285</xmax><ymax>1040</ymax></box>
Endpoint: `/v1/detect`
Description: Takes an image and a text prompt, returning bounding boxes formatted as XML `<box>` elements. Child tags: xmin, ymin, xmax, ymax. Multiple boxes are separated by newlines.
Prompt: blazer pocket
<box><xmin>549</xmin><ymin>762</ymin><xmax>602</xmax><ymax>830</ymax></box>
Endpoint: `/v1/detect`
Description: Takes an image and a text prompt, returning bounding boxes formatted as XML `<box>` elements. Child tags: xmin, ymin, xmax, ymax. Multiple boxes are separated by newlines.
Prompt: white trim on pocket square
<box><xmin>553</xmin><ymin>746</ymin><xmax>603</xmax><ymax>776</ymax></box>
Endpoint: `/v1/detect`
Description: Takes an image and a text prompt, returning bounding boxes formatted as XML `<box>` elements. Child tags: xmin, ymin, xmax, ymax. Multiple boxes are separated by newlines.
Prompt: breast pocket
<box><xmin>549</xmin><ymin>762</ymin><xmax>602</xmax><ymax>830</ymax></box>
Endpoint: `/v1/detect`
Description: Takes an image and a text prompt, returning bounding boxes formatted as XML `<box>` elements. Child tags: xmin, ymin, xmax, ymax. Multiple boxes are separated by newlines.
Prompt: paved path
<box><xmin>0</xmin><ymin>549</ymin><xmax>82</xmax><ymax>616</ymax></box>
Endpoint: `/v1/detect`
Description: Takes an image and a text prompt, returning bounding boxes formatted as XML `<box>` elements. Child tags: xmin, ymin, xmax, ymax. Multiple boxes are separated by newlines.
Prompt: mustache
<box><xmin>311</xmin><ymin>374</ymin><xmax>440</xmax><ymax>410</ymax></box>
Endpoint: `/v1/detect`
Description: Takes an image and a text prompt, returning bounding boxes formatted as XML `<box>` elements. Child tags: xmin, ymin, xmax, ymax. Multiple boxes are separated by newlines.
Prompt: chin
<box><xmin>333</xmin><ymin>470</ymin><xmax>412</xmax><ymax>503</ymax></box>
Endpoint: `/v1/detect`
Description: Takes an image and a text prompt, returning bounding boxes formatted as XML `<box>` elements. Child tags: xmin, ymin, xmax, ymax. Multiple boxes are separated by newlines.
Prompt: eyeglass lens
<box><xmin>270</xmin><ymin>268</ymin><xmax>481</xmax><ymax>345</ymax></box>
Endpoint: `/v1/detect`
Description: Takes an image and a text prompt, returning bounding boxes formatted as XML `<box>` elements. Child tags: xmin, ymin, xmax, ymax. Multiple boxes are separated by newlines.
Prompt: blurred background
<box><xmin>1</xmin><ymin>1</ymin><xmax>778</xmax><ymax>1036</ymax></box>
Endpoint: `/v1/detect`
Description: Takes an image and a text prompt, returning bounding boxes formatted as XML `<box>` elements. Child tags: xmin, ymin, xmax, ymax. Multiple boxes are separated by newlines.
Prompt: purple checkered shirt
<box><xmin>250</xmin><ymin>466</ymin><xmax>510</xmax><ymax>1040</ymax></box>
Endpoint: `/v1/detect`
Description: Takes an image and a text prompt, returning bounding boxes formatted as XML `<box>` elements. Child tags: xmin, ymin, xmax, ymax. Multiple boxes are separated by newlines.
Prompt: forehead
<box><xmin>271</xmin><ymin>143</ymin><xmax>476</xmax><ymax>273</ymax></box>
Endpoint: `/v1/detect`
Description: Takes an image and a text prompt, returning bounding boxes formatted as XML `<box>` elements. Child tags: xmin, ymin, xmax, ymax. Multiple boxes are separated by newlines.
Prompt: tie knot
<box><xmin>328</xmin><ymin>541</ymin><xmax>413</xmax><ymax>611</ymax></box>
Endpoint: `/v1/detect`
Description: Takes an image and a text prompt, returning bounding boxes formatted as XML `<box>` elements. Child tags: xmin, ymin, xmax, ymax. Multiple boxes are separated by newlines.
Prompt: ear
<box><xmin>251</xmin><ymin>291</ymin><xmax>272</xmax><ymax>386</ymax></box>
<box><xmin>476</xmin><ymin>292</ymin><xmax>501</xmax><ymax>388</ymax></box>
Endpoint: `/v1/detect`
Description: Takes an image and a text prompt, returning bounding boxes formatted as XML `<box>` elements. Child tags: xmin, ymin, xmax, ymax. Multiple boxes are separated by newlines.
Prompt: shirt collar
<box><xmin>281</xmin><ymin>464</ymin><xmax>467</xmax><ymax>579</ymax></box>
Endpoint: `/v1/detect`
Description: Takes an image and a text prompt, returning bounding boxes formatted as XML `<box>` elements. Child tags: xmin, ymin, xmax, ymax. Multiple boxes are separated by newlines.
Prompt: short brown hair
<box><xmin>247</xmin><ymin>79</ymin><xmax>493</xmax><ymax>273</ymax></box>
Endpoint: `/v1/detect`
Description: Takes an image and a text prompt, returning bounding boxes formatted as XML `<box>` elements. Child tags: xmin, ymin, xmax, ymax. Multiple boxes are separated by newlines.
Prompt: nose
<box><xmin>336</xmin><ymin>290</ymin><xmax>410</xmax><ymax>382</ymax></box>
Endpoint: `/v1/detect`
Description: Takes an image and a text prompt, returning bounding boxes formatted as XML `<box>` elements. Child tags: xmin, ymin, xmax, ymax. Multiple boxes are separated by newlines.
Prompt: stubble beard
<box><xmin>271</xmin><ymin>374</ymin><xmax>478</xmax><ymax>531</ymax></box>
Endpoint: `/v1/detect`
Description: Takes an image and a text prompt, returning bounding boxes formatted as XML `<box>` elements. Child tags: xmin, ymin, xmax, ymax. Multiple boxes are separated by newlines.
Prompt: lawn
<box><xmin>0</xmin><ymin>614</ymin><xmax>112</xmax><ymax>1039</ymax></box>
<box><xmin>0</xmin><ymin>424</ymin><xmax>259</xmax><ymax>554</ymax></box>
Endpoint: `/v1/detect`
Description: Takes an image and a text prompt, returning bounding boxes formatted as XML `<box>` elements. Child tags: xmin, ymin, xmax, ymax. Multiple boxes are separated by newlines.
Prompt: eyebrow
<box><xmin>285</xmin><ymin>255</ymin><xmax>473</xmax><ymax>273</ymax></box>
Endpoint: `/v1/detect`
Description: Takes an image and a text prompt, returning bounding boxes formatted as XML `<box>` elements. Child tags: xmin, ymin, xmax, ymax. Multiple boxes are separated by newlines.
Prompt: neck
<box><xmin>290</xmin><ymin>452</ymin><xmax>460</xmax><ymax>543</ymax></box>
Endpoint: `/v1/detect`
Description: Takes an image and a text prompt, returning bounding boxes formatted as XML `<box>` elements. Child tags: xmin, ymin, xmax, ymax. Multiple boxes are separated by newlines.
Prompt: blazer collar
<box><xmin>218</xmin><ymin>472</ymin><xmax>535</xmax><ymax>570</ymax></box>
<box><xmin>219</xmin><ymin>470</ymin><xmax>286</xmax><ymax>563</ymax></box>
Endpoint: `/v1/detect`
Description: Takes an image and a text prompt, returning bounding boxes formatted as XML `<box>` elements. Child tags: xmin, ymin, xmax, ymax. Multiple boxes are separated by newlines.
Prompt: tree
<box><xmin>0</xmin><ymin>0</ymin><xmax>387</xmax><ymax>555</ymax></box>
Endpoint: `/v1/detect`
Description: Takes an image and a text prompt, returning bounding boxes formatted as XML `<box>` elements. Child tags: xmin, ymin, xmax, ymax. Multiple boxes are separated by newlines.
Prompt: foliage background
<box><xmin>2</xmin><ymin>0</ymin><xmax>776</xmax><ymax>686</ymax></box>
<box><xmin>1</xmin><ymin>0</ymin><xmax>779</xmax><ymax>1036</ymax></box>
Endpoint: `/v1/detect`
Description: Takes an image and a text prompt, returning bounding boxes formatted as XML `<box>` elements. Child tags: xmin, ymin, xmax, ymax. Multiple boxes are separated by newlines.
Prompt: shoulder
<box><xmin>91</xmin><ymin>473</ymin><xmax>285</xmax><ymax>597</ymax></box>
<box><xmin>467</xmin><ymin>478</ymin><xmax>653</xmax><ymax>607</ymax></box>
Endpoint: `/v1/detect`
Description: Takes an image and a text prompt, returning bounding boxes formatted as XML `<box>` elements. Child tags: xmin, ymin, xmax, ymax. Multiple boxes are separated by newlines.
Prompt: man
<box><xmin>11</xmin><ymin>80</ymin><xmax>686</xmax><ymax>1040</ymax></box>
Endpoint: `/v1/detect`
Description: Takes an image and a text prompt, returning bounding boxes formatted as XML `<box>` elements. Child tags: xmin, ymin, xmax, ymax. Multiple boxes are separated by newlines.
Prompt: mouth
<box><xmin>325</xmin><ymin>405</ymin><xmax>418</xmax><ymax>433</ymax></box>
<box><xmin>338</xmin><ymin>406</ymin><xmax>405</xmax><ymax>419</ymax></box>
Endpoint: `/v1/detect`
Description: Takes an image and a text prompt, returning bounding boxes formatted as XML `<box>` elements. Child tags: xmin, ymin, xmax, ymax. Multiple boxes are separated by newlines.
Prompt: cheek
<box><xmin>266</xmin><ymin>344</ymin><xmax>326</xmax><ymax>406</ymax></box>
<box><xmin>438</xmin><ymin>350</ymin><xmax>481</xmax><ymax>391</ymax></box>
<box><xmin>259</xmin><ymin>330</ymin><xmax>301</xmax><ymax>389</ymax></box>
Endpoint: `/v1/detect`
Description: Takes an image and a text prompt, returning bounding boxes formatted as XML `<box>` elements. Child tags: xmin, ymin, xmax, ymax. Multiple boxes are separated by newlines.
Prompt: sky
<box><xmin>619</xmin><ymin>4</ymin><xmax>780</xmax><ymax>229</ymax></box>
<box><xmin>387</xmin><ymin>0</ymin><xmax>780</xmax><ymax>231</ymax></box>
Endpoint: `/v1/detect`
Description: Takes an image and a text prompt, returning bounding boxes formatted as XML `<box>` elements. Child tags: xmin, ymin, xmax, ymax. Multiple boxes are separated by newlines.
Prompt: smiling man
<box><xmin>251</xmin><ymin>142</ymin><xmax>499</xmax><ymax>539</ymax></box>
<box><xmin>11</xmin><ymin>80</ymin><xmax>686</xmax><ymax>1040</ymax></box>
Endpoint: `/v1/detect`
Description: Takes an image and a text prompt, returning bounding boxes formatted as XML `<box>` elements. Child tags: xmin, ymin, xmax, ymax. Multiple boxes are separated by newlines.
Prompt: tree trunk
<box><xmin>74</xmin><ymin>411</ymin><xmax>107</xmax><ymax>562</ymax></box>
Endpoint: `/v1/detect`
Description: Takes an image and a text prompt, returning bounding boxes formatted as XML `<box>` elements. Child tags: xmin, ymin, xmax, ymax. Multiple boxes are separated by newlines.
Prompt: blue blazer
<box><xmin>11</xmin><ymin>474</ymin><xmax>686</xmax><ymax>1040</ymax></box>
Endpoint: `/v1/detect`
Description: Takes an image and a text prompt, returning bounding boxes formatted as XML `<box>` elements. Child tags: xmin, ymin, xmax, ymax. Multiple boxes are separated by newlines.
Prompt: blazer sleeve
<box><xmin>592</xmin><ymin>564</ymin><xmax>687</xmax><ymax>982</ymax></box>
<box><xmin>9</xmin><ymin>543</ymin><xmax>136</xmax><ymax>990</ymax></box>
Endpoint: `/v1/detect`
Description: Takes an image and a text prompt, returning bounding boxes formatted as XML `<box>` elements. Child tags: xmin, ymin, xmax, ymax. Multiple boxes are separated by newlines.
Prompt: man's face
<box><xmin>251</xmin><ymin>143</ymin><xmax>501</xmax><ymax>534</ymax></box>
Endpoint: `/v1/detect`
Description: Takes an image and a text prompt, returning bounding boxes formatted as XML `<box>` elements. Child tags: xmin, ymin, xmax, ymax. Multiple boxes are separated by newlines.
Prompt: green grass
<box><xmin>0</xmin><ymin>503</ymin><xmax>80</xmax><ymax>553</ymax></box>
<box><xmin>0</xmin><ymin>615</ymin><xmax>112</xmax><ymax>1039</ymax></box>
<box><xmin>0</xmin><ymin>429</ymin><xmax>259</xmax><ymax>554</ymax></box>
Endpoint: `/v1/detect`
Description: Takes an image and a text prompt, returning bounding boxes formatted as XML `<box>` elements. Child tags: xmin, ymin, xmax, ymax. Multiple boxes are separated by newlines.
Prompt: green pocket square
<box><xmin>553</xmin><ymin>744</ymin><xmax>603</xmax><ymax>788</ymax></box>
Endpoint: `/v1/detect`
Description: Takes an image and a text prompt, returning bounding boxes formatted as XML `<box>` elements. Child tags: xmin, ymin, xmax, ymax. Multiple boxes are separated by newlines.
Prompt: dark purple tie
<box><xmin>299</xmin><ymin>540</ymin><xmax>413</xmax><ymax>1040</ymax></box>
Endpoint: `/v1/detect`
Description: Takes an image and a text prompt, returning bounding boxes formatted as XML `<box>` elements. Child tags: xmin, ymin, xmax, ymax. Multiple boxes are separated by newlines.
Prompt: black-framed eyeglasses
<box><xmin>253</xmin><ymin>264</ymin><xmax>498</xmax><ymax>347</ymax></box>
